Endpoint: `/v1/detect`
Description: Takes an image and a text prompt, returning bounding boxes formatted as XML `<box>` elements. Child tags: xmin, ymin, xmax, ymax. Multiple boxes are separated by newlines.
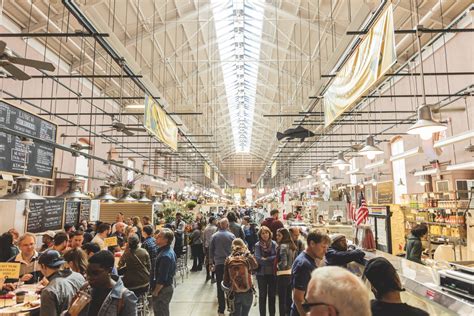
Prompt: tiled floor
<box><xmin>170</xmin><ymin>265</ymin><xmax>260</xmax><ymax>316</ymax></box>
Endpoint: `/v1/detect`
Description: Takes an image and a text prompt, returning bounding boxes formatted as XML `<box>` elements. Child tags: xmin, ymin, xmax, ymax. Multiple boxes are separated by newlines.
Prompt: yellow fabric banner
<box><xmin>204</xmin><ymin>162</ymin><xmax>211</xmax><ymax>179</ymax></box>
<box><xmin>144</xmin><ymin>95</ymin><xmax>178</xmax><ymax>151</ymax></box>
<box><xmin>271</xmin><ymin>161</ymin><xmax>277</xmax><ymax>178</ymax></box>
<box><xmin>324</xmin><ymin>4</ymin><xmax>396</xmax><ymax>127</ymax></box>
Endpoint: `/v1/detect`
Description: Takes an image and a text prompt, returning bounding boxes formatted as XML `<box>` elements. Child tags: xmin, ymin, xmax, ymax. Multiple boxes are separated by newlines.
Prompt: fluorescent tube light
<box><xmin>346</xmin><ymin>168</ymin><xmax>362</xmax><ymax>175</ymax></box>
<box><xmin>365</xmin><ymin>159</ymin><xmax>386</xmax><ymax>170</ymax></box>
<box><xmin>390</xmin><ymin>147</ymin><xmax>423</xmax><ymax>162</ymax></box>
<box><xmin>446</xmin><ymin>161</ymin><xmax>474</xmax><ymax>171</ymax></box>
<box><xmin>433</xmin><ymin>130</ymin><xmax>474</xmax><ymax>149</ymax></box>
<box><xmin>414</xmin><ymin>168</ymin><xmax>439</xmax><ymax>176</ymax></box>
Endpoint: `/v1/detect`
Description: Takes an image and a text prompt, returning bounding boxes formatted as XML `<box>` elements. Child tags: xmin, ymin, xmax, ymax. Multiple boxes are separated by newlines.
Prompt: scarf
<box><xmin>259</xmin><ymin>239</ymin><xmax>272</xmax><ymax>256</ymax></box>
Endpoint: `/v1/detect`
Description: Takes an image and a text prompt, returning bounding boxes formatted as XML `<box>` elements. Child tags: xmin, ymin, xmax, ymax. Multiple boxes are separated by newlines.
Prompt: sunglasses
<box><xmin>302</xmin><ymin>300</ymin><xmax>338</xmax><ymax>315</ymax></box>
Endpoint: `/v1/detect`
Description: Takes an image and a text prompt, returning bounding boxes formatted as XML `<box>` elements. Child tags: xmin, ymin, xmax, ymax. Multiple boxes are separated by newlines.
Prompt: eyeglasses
<box><xmin>302</xmin><ymin>300</ymin><xmax>338</xmax><ymax>315</ymax></box>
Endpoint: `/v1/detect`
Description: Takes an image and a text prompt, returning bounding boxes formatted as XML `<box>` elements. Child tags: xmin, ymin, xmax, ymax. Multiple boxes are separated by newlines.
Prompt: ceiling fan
<box><xmin>102</xmin><ymin>117</ymin><xmax>146</xmax><ymax>136</ymax></box>
<box><xmin>0</xmin><ymin>40</ymin><xmax>55</xmax><ymax>80</ymax></box>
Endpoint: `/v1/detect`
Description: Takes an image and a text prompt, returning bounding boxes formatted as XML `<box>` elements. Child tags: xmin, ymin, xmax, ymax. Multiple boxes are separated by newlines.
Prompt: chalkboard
<box><xmin>80</xmin><ymin>200</ymin><xmax>91</xmax><ymax>222</ymax></box>
<box><xmin>0</xmin><ymin>100</ymin><xmax>57</xmax><ymax>179</ymax></box>
<box><xmin>27</xmin><ymin>199</ymin><xmax>64</xmax><ymax>233</ymax></box>
<box><xmin>65</xmin><ymin>201</ymin><xmax>80</xmax><ymax>226</ymax></box>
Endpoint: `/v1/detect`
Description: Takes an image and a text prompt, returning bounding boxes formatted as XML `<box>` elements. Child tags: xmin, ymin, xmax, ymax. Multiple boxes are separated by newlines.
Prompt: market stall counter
<box><xmin>360</xmin><ymin>250</ymin><xmax>473</xmax><ymax>316</ymax></box>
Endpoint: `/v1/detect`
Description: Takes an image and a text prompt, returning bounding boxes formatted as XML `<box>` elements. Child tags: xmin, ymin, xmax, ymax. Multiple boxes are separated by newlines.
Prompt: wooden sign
<box><xmin>0</xmin><ymin>262</ymin><xmax>21</xmax><ymax>279</ymax></box>
<box><xmin>104</xmin><ymin>236</ymin><xmax>118</xmax><ymax>247</ymax></box>
<box><xmin>377</xmin><ymin>181</ymin><xmax>394</xmax><ymax>204</ymax></box>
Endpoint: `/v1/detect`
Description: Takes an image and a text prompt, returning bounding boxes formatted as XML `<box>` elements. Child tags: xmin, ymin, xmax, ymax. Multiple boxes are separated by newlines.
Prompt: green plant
<box><xmin>186</xmin><ymin>200</ymin><xmax>197</xmax><ymax>210</ymax></box>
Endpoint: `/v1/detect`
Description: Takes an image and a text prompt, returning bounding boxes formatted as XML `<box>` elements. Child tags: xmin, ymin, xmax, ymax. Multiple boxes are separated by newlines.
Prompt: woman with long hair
<box><xmin>254</xmin><ymin>226</ymin><xmax>277</xmax><ymax>316</ymax></box>
<box><xmin>118</xmin><ymin>234</ymin><xmax>151</xmax><ymax>297</ymax></box>
<box><xmin>63</xmin><ymin>247</ymin><xmax>88</xmax><ymax>276</ymax></box>
<box><xmin>132</xmin><ymin>216</ymin><xmax>144</xmax><ymax>241</ymax></box>
<box><xmin>275</xmin><ymin>228</ymin><xmax>297</xmax><ymax>316</ymax></box>
<box><xmin>0</xmin><ymin>232</ymin><xmax>19</xmax><ymax>262</ymax></box>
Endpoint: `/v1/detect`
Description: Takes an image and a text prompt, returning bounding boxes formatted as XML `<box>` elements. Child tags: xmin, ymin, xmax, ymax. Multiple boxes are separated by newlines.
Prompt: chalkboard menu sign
<box><xmin>27</xmin><ymin>199</ymin><xmax>64</xmax><ymax>233</ymax></box>
<box><xmin>0</xmin><ymin>100</ymin><xmax>57</xmax><ymax>179</ymax></box>
<box><xmin>65</xmin><ymin>201</ymin><xmax>80</xmax><ymax>226</ymax></box>
<box><xmin>80</xmin><ymin>200</ymin><xmax>91</xmax><ymax>222</ymax></box>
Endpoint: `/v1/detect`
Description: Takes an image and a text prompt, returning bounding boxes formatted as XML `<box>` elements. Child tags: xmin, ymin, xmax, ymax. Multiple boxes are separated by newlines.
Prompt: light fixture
<box><xmin>116</xmin><ymin>188</ymin><xmax>137</xmax><ymax>203</ymax></box>
<box><xmin>433</xmin><ymin>130</ymin><xmax>474</xmax><ymax>148</ymax></box>
<box><xmin>137</xmin><ymin>190</ymin><xmax>152</xmax><ymax>203</ymax></box>
<box><xmin>364</xmin><ymin>159</ymin><xmax>386</xmax><ymax>170</ymax></box>
<box><xmin>317</xmin><ymin>165</ymin><xmax>330</xmax><ymax>178</ymax></box>
<box><xmin>2</xmin><ymin>176</ymin><xmax>45</xmax><ymax>200</ymax></box>
<box><xmin>95</xmin><ymin>185</ymin><xmax>116</xmax><ymax>202</ymax></box>
<box><xmin>407</xmin><ymin>105</ymin><xmax>447</xmax><ymax>140</ymax></box>
<box><xmin>332</xmin><ymin>152</ymin><xmax>351</xmax><ymax>171</ymax></box>
<box><xmin>446</xmin><ymin>161</ymin><xmax>474</xmax><ymax>171</ymax></box>
<box><xmin>125</xmin><ymin>104</ymin><xmax>145</xmax><ymax>110</ymax></box>
<box><xmin>358</xmin><ymin>136</ymin><xmax>384</xmax><ymax>160</ymax></box>
<box><xmin>414</xmin><ymin>168</ymin><xmax>439</xmax><ymax>177</ymax></box>
<box><xmin>417</xmin><ymin>176</ymin><xmax>429</xmax><ymax>186</ymax></box>
<box><xmin>258</xmin><ymin>188</ymin><xmax>265</xmax><ymax>194</ymax></box>
<box><xmin>346</xmin><ymin>168</ymin><xmax>363</xmax><ymax>175</ymax></box>
<box><xmin>56</xmin><ymin>177</ymin><xmax>90</xmax><ymax>201</ymax></box>
<box><xmin>390</xmin><ymin>147</ymin><xmax>423</xmax><ymax>162</ymax></box>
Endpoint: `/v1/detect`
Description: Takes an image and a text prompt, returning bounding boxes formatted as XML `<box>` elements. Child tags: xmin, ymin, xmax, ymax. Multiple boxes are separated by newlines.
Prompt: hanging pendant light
<box><xmin>138</xmin><ymin>190</ymin><xmax>152</xmax><ymax>203</ymax></box>
<box><xmin>116</xmin><ymin>188</ymin><xmax>137</xmax><ymax>203</ymax></box>
<box><xmin>95</xmin><ymin>185</ymin><xmax>116</xmax><ymax>203</ymax></box>
<box><xmin>407</xmin><ymin>105</ymin><xmax>447</xmax><ymax>140</ymax></box>
<box><xmin>417</xmin><ymin>176</ymin><xmax>429</xmax><ymax>186</ymax></box>
<box><xmin>316</xmin><ymin>165</ymin><xmax>329</xmax><ymax>178</ymax></box>
<box><xmin>56</xmin><ymin>177</ymin><xmax>90</xmax><ymax>201</ymax></box>
<box><xmin>358</xmin><ymin>136</ymin><xmax>384</xmax><ymax>160</ymax></box>
<box><xmin>332</xmin><ymin>152</ymin><xmax>351</xmax><ymax>171</ymax></box>
<box><xmin>2</xmin><ymin>176</ymin><xmax>45</xmax><ymax>200</ymax></box>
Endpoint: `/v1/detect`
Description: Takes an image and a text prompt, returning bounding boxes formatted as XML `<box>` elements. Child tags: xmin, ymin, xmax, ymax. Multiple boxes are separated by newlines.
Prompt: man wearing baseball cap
<box><xmin>324</xmin><ymin>234</ymin><xmax>365</xmax><ymax>268</ymax></box>
<box><xmin>363</xmin><ymin>257</ymin><xmax>428</xmax><ymax>316</ymax></box>
<box><xmin>40</xmin><ymin>231</ymin><xmax>55</xmax><ymax>252</ymax></box>
<box><xmin>38</xmin><ymin>250</ymin><xmax>85</xmax><ymax>316</ymax></box>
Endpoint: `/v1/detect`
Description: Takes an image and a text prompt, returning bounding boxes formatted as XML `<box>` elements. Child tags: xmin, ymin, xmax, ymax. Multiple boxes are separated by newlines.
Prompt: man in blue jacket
<box><xmin>325</xmin><ymin>234</ymin><xmax>365</xmax><ymax>267</ymax></box>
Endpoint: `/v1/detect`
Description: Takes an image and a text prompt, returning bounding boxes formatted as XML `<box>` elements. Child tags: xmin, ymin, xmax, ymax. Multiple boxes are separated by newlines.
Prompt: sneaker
<box><xmin>218</xmin><ymin>313</ymin><xmax>225</xmax><ymax>316</ymax></box>
<box><xmin>211</xmin><ymin>278</ymin><xmax>217</xmax><ymax>284</ymax></box>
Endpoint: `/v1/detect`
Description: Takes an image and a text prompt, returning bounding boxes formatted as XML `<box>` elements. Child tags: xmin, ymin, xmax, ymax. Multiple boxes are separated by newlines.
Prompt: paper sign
<box><xmin>104</xmin><ymin>236</ymin><xmax>118</xmax><ymax>247</ymax></box>
<box><xmin>0</xmin><ymin>262</ymin><xmax>21</xmax><ymax>279</ymax></box>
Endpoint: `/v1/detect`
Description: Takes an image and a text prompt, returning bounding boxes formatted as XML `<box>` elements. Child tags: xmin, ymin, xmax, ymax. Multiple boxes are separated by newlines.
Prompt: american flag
<box><xmin>355</xmin><ymin>193</ymin><xmax>369</xmax><ymax>226</ymax></box>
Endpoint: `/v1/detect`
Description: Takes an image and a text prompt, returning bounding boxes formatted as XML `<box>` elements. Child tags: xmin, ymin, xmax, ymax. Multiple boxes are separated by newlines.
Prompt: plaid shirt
<box><xmin>142</xmin><ymin>236</ymin><xmax>158</xmax><ymax>262</ymax></box>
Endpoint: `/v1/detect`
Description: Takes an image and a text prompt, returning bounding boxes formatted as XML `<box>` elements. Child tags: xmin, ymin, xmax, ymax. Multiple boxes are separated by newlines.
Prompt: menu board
<box><xmin>80</xmin><ymin>200</ymin><xmax>91</xmax><ymax>222</ymax></box>
<box><xmin>65</xmin><ymin>201</ymin><xmax>80</xmax><ymax>226</ymax></box>
<box><xmin>27</xmin><ymin>199</ymin><xmax>64</xmax><ymax>233</ymax></box>
<box><xmin>0</xmin><ymin>100</ymin><xmax>57</xmax><ymax>179</ymax></box>
<box><xmin>376</xmin><ymin>181</ymin><xmax>393</xmax><ymax>204</ymax></box>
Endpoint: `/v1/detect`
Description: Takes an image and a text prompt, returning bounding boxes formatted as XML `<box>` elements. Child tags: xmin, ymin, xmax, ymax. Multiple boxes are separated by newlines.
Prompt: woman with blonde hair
<box><xmin>223</xmin><ymin>238</ymin><xmax>258</xmax><ymax>316</ymax></box>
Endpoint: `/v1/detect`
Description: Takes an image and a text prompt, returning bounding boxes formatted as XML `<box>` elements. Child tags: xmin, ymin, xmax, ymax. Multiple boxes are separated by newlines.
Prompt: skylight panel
<box><xmin>212</xmin><ymin>0</ymin><xmax>264</xmax><ymax>153</ymax></box>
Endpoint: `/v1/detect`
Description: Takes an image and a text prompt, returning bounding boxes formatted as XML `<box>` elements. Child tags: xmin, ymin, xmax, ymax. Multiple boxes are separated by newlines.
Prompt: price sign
<box><xmin>0</xmin><ymin>262</ymin><xmax>21</xmax><ymax>279</ymax></box>
<box><xmin>104</xmin><ymin>236</ymin><xmax>118</xmax><ymax>247</ymax></box>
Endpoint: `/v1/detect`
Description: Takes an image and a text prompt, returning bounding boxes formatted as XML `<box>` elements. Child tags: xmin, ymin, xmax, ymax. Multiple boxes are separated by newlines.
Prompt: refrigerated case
<box><xmin>366</xmin><ymin>205</ymin><xmax>392</xmax><ymax>253</ymax></box>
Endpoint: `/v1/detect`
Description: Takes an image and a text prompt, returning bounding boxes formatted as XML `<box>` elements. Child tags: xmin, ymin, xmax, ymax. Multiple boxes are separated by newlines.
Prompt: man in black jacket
<box><xmin>325</xmin><ymin>234</ymin><xmax>365</xmax><ymax>268</ymax></box>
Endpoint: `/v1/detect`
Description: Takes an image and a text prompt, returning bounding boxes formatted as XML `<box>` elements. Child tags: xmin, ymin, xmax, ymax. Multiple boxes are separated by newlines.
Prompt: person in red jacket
<box><xmin>261</xmin><ymin>209</ymin><xmax>284</xmax><ymax>241</ymax></box>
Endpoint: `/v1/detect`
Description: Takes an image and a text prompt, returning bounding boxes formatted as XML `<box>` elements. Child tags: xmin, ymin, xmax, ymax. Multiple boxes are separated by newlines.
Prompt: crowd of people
<box><xmin>0</xmin><ymin>208</ymin><xmax>429</xmax><ymax>316</ymax></box>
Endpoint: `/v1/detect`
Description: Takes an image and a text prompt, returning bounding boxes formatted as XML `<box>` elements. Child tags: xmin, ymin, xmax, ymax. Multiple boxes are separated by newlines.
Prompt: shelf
<box><xmin>406</xmin><ymin>220</ymin><xmax>465</xmax><ymax>227</ymax></box>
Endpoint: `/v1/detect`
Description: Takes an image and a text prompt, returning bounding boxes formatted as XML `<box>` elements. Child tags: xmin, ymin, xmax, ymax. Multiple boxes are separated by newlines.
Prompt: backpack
<box><xmin>226</xmin><ymin>255</ymin><xmax>253</xmax><ymax>293</ymax></box>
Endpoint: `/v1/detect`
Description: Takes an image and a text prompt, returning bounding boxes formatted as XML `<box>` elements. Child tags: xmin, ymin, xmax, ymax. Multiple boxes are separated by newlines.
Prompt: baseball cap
<box><xmin>363</xmin><ymin>257</ymin><xmax>404</xmax><ymax>295</ymax></box>
<box><xmin>38</xmin><ymin>250</ymin><xmax>65</xmax><ymax>268</ymax></box>
<box><xmin>42</xmin><ymin>230</ymin><xmax>56</xmax><ymax>238</ymax></box>
<box><xmin>330</xmin><ymin>233</ymin><xmax>345</xmax><ymax>245</ymax></box>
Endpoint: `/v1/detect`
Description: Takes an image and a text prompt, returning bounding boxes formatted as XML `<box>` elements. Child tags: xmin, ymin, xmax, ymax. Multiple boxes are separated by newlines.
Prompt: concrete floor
<box><xmin>170</xmin><ymin>265</ymin><xmax>261</xmax><ymax>316</ymax></box>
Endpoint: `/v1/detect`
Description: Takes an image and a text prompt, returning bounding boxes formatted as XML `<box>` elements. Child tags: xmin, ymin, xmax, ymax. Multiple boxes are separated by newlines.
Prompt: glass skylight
<box><xmin>212</xmin><ymin>0</ymin><xmax>264</xmax><ymax>152</ymax></box>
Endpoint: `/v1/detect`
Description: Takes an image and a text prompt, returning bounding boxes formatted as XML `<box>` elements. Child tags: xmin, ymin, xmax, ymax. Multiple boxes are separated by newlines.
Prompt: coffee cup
<box><xmin>16</xmin><ymin>291</ymin><xmax>27</xmax><ymax>304</ymax></box>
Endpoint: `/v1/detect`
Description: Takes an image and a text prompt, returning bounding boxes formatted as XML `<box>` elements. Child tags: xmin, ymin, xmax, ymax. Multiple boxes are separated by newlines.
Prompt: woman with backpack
<box><xmin>275</xmin><ymin>228</ymin><xmax>297</xmax><ymax>316</ymax></box>
<box><xmin>223</xmin><ymin>238</ymin><xmax>258</xmax><ymax>316</ymax></box>
<box><xmin>254</xmin><ymin>226</ymin><xmax>277</xmax><ymax>316</ymax></box>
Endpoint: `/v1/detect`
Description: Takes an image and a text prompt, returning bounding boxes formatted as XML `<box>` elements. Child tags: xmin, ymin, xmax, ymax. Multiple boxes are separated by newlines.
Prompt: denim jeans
<box><xmin>232</xmin><ymin>290</ymin><xmax>253</xmax><ymax>316</ymax></box>
<box><xmin>152</xmin><ymin>285</ymin><xmax>174</xmax><ymax>316</ymax></box>
<box><xmin>277</xmin><ymin>275</ymin><xmax>292</xmax><ymax>316</ymax></box>
<box><xmin>256</xmin><ymin>274</ymin><xmax>276</xmax><ymax>316</ymax></box>
<box><xmin>216</xmin><ymin>264</ymin><xmax>226</xmax><ymax>313</ymax></box>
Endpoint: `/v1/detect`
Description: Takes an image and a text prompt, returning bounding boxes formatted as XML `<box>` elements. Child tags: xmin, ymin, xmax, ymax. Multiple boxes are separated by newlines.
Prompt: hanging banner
<box><xmin>271</xmin><ymin>161</ymin><xmax>277</xmax><ymax>178</ymax></box>
<box><xmin>323</xmin><ymin>4</ymin><xmax>396</xmax><ymax>127</ymax></box>
<box><xmin>214</xmin><ymin>171</ymin><xmax>219</xmax><ymax>184</ymax></box>
<box><xmin>204</xmin><ymin>162</ymin><xmax>211</xmax><ymax>179</ymax></box>
<box><xmin>144</xmin><ymin>95</ymin><xmax>178</xmax><ymax>151</ymax></box>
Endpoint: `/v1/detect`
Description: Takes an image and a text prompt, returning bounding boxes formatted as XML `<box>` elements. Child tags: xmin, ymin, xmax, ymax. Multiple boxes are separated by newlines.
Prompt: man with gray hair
<box><xmin>210</xmin><ymin>218</ymin><xmax>235</xmax><ymax>316</ymax></box>
<box><xmin>152</xmin><ymin>228</ymin><xmax>177</xmax><ymax>316</ymax></box>
<box><xmin>303</xmin><ymin>266</ymin><xmax>371</xmax><ymax>316</ymax></box>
